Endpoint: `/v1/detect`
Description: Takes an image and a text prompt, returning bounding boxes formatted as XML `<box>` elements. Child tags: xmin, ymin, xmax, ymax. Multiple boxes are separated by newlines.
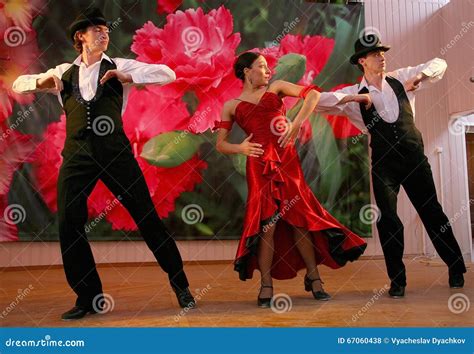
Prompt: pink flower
<box><xmin>132</xmin><ymin>6</ymin><xmax>240</xmax><ymax>91</ymax></box>
<box><xmin>0</xmin><ymin>0</ymin><xmax>44</xmax><ymax>35</ymax></box>
<box><xmin>195</xmin><ymin>72</ymin><xmax>242</xmax><ymax>132</ymax></box>
<box><xmin>0</xmin><ymin>22</ymin><xmax>39</xmax><ymax>123</ymax></box>
<box><xmin>0</xmin><ymin>123</ymin><xmax>36</xmax><ymax>242</ymax></box>
<box><xmin>132</xmin><ymin>6</ymin><xmax>241</xmax><ymax>132</ymax></box>
<box><xmin>0</xmin><ymin>125</ymin><xmax>36</xmax><ymax>195</ymax></box>
<box><xmin>279</xmin><ymin>34</ymin><xmax>335</xmax><ymax>86</ymax></box>
<box><xmin>32</xmin><ymin>115</ymin><xmax>66</xmax><ymax>213</ymax></box>
<box><xmin>156</xmin><ymin>0</ymin><xmax>206</xmax><ymax>14</ymax></box>
<box><xmin>156</xmin><ymin>0</ymin><xmax>183</xmax><ymax>14</ymax></box>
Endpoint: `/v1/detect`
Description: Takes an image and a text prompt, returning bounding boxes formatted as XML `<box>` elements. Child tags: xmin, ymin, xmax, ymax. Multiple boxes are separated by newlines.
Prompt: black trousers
<box><xmin>371</xmin><ymin>147</ymin><xmax>466</xmax><ymax>287</ymax></box>
<box><xmin>57</xmin><ymin>134</ymin><xmax>189</xmax><ymax>308</ymax></box>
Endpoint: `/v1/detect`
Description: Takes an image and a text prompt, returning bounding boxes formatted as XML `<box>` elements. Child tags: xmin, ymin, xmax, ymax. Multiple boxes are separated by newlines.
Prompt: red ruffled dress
<box><xmin>216</xmin><ymin>90</ymin><xmax>367</xmax><ymax>281</ymax></box>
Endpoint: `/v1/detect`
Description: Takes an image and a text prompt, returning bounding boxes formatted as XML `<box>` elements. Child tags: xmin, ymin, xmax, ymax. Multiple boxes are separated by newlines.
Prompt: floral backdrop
<box><xmin>0</xmin><ymin>0</ymin><xmax>371</xmax><ymax>242</ymax></box>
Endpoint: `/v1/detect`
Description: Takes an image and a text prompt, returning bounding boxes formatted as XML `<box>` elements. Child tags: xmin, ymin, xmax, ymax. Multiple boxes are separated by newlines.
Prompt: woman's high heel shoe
<box><xmin>257</xmin><ymin>285</ymin><xmax>273</xmax><ymax>308</ymax></box>
<box><xmin>304</xmin><ymin>275</ymin><xmax>331</xmax><ymax>301</ymax></box>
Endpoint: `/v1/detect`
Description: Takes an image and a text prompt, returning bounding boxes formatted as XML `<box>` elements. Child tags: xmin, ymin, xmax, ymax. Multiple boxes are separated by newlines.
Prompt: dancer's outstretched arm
<box><xmin>271</xmin><ymin>80</ymin><xmax>371</xmax><ymax>147</ymax></box>
<box><xmin>315</xmin><ymin>85</ymin><xmax>373</xmax><ymax>132</ymax></box>
<box><xmin>391</xmin><ymin>57</ymin><xmax>447</xmax><ymax>92</ymax></box>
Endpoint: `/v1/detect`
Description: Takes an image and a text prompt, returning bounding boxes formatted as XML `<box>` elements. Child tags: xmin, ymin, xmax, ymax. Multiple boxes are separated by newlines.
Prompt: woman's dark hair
<box><xmin>234</xmin><ymin>52</ymin><xmax>261</xmax><ymax>82</ymax></box>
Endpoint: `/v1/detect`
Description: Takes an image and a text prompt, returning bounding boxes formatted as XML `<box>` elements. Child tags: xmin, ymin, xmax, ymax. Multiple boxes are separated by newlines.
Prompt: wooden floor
<box><xmin>1</xmin><ymin>258</ymin><xmax>472</xmax><ymax>327</ymax></box>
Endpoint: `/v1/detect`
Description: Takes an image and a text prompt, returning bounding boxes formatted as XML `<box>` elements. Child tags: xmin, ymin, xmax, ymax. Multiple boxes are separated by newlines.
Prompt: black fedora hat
<box><xmin>349</xmin><ymin>34</ymin><xmax>391</xmax><ymax>65</ymax></box>
<box><xmin>68</xmin><ymin>7</ymin><xmax>109</xmax><ymax>42</ymax></box>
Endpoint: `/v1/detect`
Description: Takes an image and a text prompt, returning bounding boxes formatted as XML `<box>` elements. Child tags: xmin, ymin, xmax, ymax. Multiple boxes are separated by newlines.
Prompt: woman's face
<box><xmin>244</xmin><ymin>56</ymin><xmax>271</xmax><ymax>86</ymax></box>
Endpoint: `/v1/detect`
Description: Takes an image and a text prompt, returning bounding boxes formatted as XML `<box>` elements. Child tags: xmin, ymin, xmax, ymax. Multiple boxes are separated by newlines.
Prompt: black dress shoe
<box><xmin>173</xmin><ymin>287</ymin><xmax>196</xmax><ymax>308</ymax></box>
<box><xmin>388</xmin><ymin>284</ymin><xmax>405</xmax><ymax>298</ymax></box>
<box><xmin>304</xmin><ymin>275</ymin><xmax>331</xmax><ymax>301</ymax></box>
<box><xmin>61</xmin><ymin>306</ymin><xmax>97</xmax><ymax>321</ymax></box>
<box><xmin>449</xmin><ymin>272</ymin><xmax>464</xmax><ymax>289</ymax></box>
<box><xmin>257</xmin><ymin>285</ymin><xmax>273</xmax><ymax>308</ymax></box>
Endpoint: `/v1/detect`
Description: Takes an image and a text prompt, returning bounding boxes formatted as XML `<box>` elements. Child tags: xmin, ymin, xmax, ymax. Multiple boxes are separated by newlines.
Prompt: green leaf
<box><xmin>271</xmin><ymin>53</ymin><xmax>306</xmax><ymax>84</ymax></box>
<box><xmin>314</xmin><ymin>14</ymin><xmax>364</xmax><ymax>90</ymax></box>
<box><xmin>231</xmin><ymin>154</ymin><xmax>247</xmax><ymax>176</ymax></box>
<box><xmin>194</xmin><ymin>223</ymin><xmax>214</xmax><ymax>236</ymax></box>
<box><xmin>141</xmin><ymin>131</ymin><xmax>204</xmax><ymax>168</ymax></box>
<box><xmin>309</xmin><ymin>112</ymin><xmax>343</xmax><ymax>206</ymax></box>
<box><xmin>287</xmin><ymin>99</ymin><xmax>304</xmax><ymax>120</ymax></box>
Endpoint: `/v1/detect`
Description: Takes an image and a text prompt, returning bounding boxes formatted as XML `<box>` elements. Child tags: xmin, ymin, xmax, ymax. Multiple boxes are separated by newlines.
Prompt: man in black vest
<box><xmin>317</xmin><ymin>34</ymin><xmax>466</xmax><ymax>298</ymax></box>
<box><xmin>13</xmin><ymin>8</ymin><xmax>196</xmax><ymax>319</ymax></box>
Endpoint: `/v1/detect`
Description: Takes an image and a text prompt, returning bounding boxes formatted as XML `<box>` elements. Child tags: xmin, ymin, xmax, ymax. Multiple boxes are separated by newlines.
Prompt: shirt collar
<box><xmin>73</xmin><ymin>53</ymin><xmax>113</xmax><ymax>67</ymax></box>
<box><xmin>359</xmin><ymin>73</ymin><xmax>387</xmax><ymax>92</ymax></box>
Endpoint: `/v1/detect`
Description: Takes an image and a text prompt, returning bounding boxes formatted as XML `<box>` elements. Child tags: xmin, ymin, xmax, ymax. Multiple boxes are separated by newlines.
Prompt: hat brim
<box><xmin>69</xmin><ymin>18</ymin><xmax>109</xmax><ymax>41</ymax></box>
<box><xmin>350</xmin><ymin>45</ymin><xmax>391</xmax><ymax>65</ymax></box>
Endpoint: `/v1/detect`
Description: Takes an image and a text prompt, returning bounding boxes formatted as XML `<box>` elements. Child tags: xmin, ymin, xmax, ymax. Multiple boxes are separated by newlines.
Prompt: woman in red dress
<box><xmin>215</xmin><ymin>52</ymin><xmax>371</xmax><ymax>307</ymax></box>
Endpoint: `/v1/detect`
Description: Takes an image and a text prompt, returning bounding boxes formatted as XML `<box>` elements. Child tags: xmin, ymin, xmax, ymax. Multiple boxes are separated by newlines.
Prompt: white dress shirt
<box><xmin>12</xmin><ymin>53</ymin><xmax>176</xmax><ymax>114</ymax></box>
<box><xmin>316</xmin><ymin>58</ymin><xmax>448</xmax><ymax>132</ymax></box>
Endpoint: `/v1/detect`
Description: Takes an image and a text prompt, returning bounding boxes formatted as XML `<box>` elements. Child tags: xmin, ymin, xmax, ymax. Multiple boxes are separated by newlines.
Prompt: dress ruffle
<box><xmin>231</xmin><ymin>91</ymin><xmax>367</xmax><ymax>281</ymax></box>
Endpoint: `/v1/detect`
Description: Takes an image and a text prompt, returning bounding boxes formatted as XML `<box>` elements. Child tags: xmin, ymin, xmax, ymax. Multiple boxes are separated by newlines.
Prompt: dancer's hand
<box><xmin>100</xmin><ymin>70</ymin><xmax>133</xmax><ymax>85</ymax></box>
<box><xmin>351</xmin><ymin>93</ymin><xmax>372</xmax><ymax>109</ymax></box>
<box><xmin>278</xmin><ymin>120</ymin><xmax>301</xmax><ymax>148</ymax></box>
<box><xmin>404</xmin><ymin>73</ymin><xmax>424</xmax><ymax>92</ymax></box>
<box><xmin>239</xmin><ymin>134</ymin><xmax>264</xmax><ymax>157</ymax></box>
<box><xmin>36</xmin><ymin>75</ymin><xmax>63</xmax><ymax>93</ymax></box>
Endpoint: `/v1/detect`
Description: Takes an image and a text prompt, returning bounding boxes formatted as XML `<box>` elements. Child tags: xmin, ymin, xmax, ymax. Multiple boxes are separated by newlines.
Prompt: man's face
<box><xmin>79</xmin><ymin>25</ymin><xmax>109</xmax><ymax>53</ymax></box>
<box><xmin>359</xmin><ymin>50</ymin><xmax>386</xmax><ymax>74</ymax></box>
